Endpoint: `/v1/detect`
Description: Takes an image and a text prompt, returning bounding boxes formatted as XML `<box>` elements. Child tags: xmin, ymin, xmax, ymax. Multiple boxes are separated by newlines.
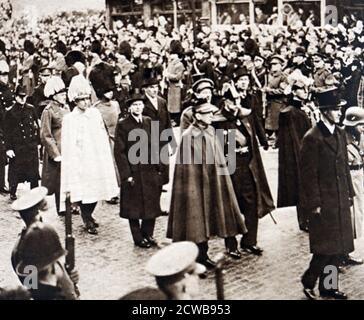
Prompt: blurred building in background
<box><xmin>105</xmin><ymin>0</ymin><xmax>364</xmax><ymax>29</ymax></box>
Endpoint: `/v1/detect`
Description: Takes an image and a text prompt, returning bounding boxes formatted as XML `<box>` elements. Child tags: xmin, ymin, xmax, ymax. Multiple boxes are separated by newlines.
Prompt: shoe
<box><xmin>319</xmin><ymin>290</ymin><xmax>348</xmax><ymax>300</ymax></box>
<box><xmin>90</xmin><ymin>218</ymin><xmax>99</xmax><ymax>228</ymax></box>
<box><xmin>0</xmin><ymin>187</ymin><xmax>10</xmax><ymax>194</ymax></box>
<box><xmin>58</xmin><ymin>211</ymin><xmax>66</xmax><ymax>217</ymax></box>
<box><xmin>300</xmin><ymin>226</ymin><xmax>309</xmax><ymax>233</ymax></box>
<box><xmin>86</xmin><ymin>226</ymin><xmax>98</xmax><ymax>235</ymax></box>
<box><xmin>241</xmin><ymin>245</ymin><xmax>263</xmax><ymax>256</ymax></box>
<box><xmin>344</xmin><ymin>255</ymin><xmax>363</xmax><ymax>266</ymax></box>
<box><xmin>145</xmin><ymin>236</ymin><xmax>158</xmax><ymax>246</ymax></box>
<box><xmin>198</xmin><ymin>258</ymin><xmax>217</xmax><ymax>270</ymax></box>
<box><xmin>135</xmin><ymin>239</ymin><xmax>152</xmax><ymax>249</ymax></box>
<box><xmin>303</xmin><ymin>288</ymin><xmax>317</xmax><ymax>300</ymax></box>
<box><xmin>160</xmin><ymin>211</ymin><xmax>169</xmax><ymax>216</ymax></box>
<box><xmin>227</xmin><ymin>249</ymin><xmax>242</xmax><ymax>260</ymax></box>
<box><xmin>10</xmin><ymin>194</ymin><xmax>17</xmax><ymax>201</ymax></box>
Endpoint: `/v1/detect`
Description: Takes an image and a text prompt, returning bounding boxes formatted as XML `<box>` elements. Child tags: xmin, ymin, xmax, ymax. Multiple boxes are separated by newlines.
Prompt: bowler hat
<box><xmin>314</xmin><ymin>88</ymin><xmax>347</xmax><ymax>109</ymax></box>
<box><xmin>126</xmin><ymin>93</ymin><xmax>145</xmax><ymax>107</ymax></box>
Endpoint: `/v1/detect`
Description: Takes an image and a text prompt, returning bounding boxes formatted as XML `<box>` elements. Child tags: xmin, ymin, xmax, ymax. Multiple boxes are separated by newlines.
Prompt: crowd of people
<box><xmin>0</xmin><ymin>7</ymin><xmax>364</xmax><ymax>300</ymax></box>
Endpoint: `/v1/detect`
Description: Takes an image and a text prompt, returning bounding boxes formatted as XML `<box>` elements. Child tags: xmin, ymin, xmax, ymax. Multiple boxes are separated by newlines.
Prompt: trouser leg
<box><xmin>318</xmin><ymin>255</ymin><xmax>339</xmax><ymax>292</ymax></box>
<box><xmin>55</xmin><ymin>191</ymin><xmax>61</xmax><ymax>214</ymax></box>
<box><xmin>129</xmin><ymin>219</ymin><xmax>143</xmax><ymax>244</ymax></box>
<box><xmin>302</xmin><ymin>254</ymin><xmax>333</xmax><ymax>290</ymax></box>
<box><xmin>10</xmin><ymin>184</ymin><xmax>18</xmax><ymax>196</ymax></box>
<box><xmin>30</xmin><ymin>179</ymin><xmax>39</xmax><ymax>189</ymax></box>
<box><xmin>80</xmin><ymin>202</ymin><xmax>97</xmax><ymax>226</ymax></box>
<box><xmin>141</xmin><ymin>219</ymin><xmax>155</xmax><ymax>238</ymax></box>
<box><xmin>225</xmin><ymin>237</ymin><xmax>238</xmax><ymax>251</ymax></box>
<box><xmin>196</xmin><ymin>241</ymin><xmax>209</xmax><ymax>262</ymax></box>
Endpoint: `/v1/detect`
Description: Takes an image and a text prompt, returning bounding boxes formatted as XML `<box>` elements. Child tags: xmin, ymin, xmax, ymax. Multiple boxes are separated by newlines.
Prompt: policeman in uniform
<box><xmin>15</xmin><ymin>223</ymin><xmax>79</xmax><ymax>300</ymax></box>
<box><xmin>11</xmin><ymin>186</ymin><xmax>48</xmax><ymax>283</ymax></box>
<box><xmin>0</xmin><ymin>60</ymin><xmax>13</xmax><ymax>194</ymax></box>
<box><xmin>121</xmin><ymin>242</ymin><xmax>206</xmax><ymax>300</ymax></box>
<box><xmin>4</xmin><ymin>85</ymin><xmax>40</xmax><ymax>200</ymax></box>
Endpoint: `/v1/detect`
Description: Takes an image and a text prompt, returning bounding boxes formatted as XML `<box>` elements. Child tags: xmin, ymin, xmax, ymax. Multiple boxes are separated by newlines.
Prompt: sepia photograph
<box><xmin>0</xmin><ymin>0</ymin><xmax>364</xmax><ymax>306</ymax></box>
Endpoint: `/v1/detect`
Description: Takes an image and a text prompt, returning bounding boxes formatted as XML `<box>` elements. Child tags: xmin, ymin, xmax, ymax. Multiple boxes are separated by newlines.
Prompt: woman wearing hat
<box><xmin>114</xmin><ymin>92</ymin><xmax>163</xmax><ymax>248</ymax></box>
<box><xmin>60</xmin><ymin>75</ymin><xmax>119</xmax><ymax>235</ymax></box>
<box><xmin>342</xmin><ymin>107</ymin><xmax>364</xmax><ymax>265</ymax></box>
<box><xmin>40</xmin><ymin>76</ymin><xmax>70</xmax><ymax>216</ymax></box>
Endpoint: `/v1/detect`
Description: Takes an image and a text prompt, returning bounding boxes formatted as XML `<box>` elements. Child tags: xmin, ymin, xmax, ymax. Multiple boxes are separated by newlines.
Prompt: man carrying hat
<box><xmin>4</xmin><ymin>85</ymin><xmax>40</xmax><ymax>201</ymax></box>
<box><xmin>0</xmin><ymin>60</ymin><xmax>12</xmax><ymax>195</ymax></box>
<box><xmin>300</xmin><ymin>88</ymin><xmax>355</xmax><ymax>300</ymax></box>
<box><xmin>214</xmin><ymin>85</ymin><xmax>274</xmax><ymax>257</ymax></box>
<box><xmin>114</xmin><ymin>92</ymin><xmax>163</xmax><ymax>248</ymax></box>
<box><xmin>120</xmin><ymin>242</ymin><xmax>206</xmax><ymax>300</ymax></box>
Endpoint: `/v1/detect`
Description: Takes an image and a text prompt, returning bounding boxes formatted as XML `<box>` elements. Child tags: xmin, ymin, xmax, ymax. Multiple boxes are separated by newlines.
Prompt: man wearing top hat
<box><xmin>4</xmin><ymin>85</ymin><xmax>40</xmax><ymax>201</ymax></box>
<box><xmin>300</xmin><ymin>88</ymin><xmax>355</xmax><ymax>300</ymax></box>
<box><xmin>0</xmin><ymin>60</ymin><xmax>13</xmax><ymax>195</ymax></box>
<box><xmin>114</xmin><ymin>92</ymin><xmax>163</xmax><ymax>249</ymax></box>
<box><xmin>142</xmin><ymin>71</ymin><xmax>176</xmax><ymax>210</ymax></box>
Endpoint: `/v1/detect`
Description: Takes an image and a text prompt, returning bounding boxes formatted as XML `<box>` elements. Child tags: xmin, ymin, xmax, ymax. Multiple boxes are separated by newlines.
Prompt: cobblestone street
<box><xmin>1</xmin><ymin>147</ymin><xmax>364</xmax><ymax>300</ymax></box>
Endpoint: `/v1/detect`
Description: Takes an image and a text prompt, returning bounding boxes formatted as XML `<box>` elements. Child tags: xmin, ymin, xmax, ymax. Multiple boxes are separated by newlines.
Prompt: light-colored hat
<box><xmin>146</xmin><ymin>241</ymin><xmax>206</xmax><ymax>285</ymax></box>
<box><xmin>68</xmin><ymin>74</ymin><xmax>92</xmax><ymax>102</ymax></box>
<box><xmin>44</xmin><ymin>76</ymin><xmax>66</xmax><ymax>98</ymax></box>
<box><xmin>0</xmin><ymin>60</ymin><xmax>9</xmax><ymax>75</ymax></box>
<box><xmin>11</xmin><ymin>187</ymin><xmax>48</xmax><ymax>212</ymax></box>
<box><xmin>343</xmin><ymin>107</ymin><xmax>364</xmax><ymax>127</ymax></box>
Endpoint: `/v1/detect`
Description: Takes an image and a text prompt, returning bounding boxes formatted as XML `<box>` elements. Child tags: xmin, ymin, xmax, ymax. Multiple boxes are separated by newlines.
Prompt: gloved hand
<box><xmin>6</xmin><ymin>150</ymin><xmax>15</xmax><ymax>158</ymax></box>
<box><xmin>54</xmin><ymin>156</ymin><xmax>62</xmax><ymax>162</ymax></box>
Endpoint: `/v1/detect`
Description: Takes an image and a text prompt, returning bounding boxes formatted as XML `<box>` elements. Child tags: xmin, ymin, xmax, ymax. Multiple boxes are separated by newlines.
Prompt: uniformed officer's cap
<box><xmin>269</xmin><ymin>55</ymin><xmax>286</xmax><ymax>65</ymax></box>
<box><xmin>15</xmin><ymin>85</ymin><xmax>27</xmax><ymax>97</ymax></box>
<box><xmin>0</xmin><ymin>60</ymin><xmax>9</xmax><ymax>75</ymax></box>
<box><xmin>343</xmin><ymin>107</ymin><xmax>364</xmax><ymax>127</ymax></box>
<box><xmin>146</xmin><ymin>242</ymin><xmax>206</xmax><ymax>286</ymax></box>
<box><xmin>311</xmin><ymin>53</ymin><xmax>327</xmax><ymax>62</ymax></box>
<box><xmin>39</xmin><ymin>66</ymin><xmax>53</xmax><ymax>76</ymax></box>
<box><xmin>11</xmin><ymin>187</ymin><xmax>48</xmax><ymax>212</ymax></box>
<box><xmin>192</xmin><ymin>78</ymin><xmax>214</xmax><ymax>93</ymax></box>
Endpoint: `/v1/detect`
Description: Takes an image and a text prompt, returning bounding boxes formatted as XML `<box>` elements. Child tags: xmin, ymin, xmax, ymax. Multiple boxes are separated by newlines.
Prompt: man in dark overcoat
<box><xmin>277</xmin><ymin>79</ymin><xmax>312</xmax><ymax>231</ymax></box>
<box><xmin>114</xmin><ymin>93</ymin><xmax>163</xmax><ymax>249</ymax></box>
<box><xmin>213</xmin><ymin>85</ymin><xmax>275</xmax><ymax>258</ymax></box>
<box><xmin>300</xmin><ymin>88</ymin><xmax>355</xmax><ymax>300</ymax></box>
<box><xmin>4</xmin><ymin>85</ymin><xmax>40</xmax><ymax>200</ymax></box>
<box><xmin>142</xmin><ymin>74</ymin><xmax>176</xmax><ymax>215</ymax></box>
